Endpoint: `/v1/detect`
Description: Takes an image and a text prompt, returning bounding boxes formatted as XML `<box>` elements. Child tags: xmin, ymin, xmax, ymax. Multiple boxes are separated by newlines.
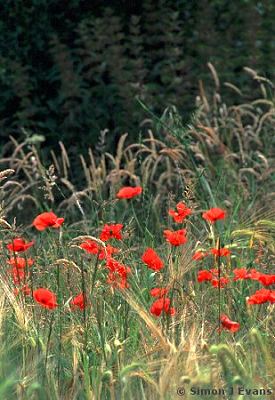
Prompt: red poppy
<box><xmin>80</xmin><ymin>240</ymin><xmax>119</xmax><ymax>260</ymax></box>
<box><xmin>163</xmin><ymin>229</ymin><xmax>187</xmax><ymax>246</ymax></box>
<box><xmin>247</xmin><ymin>288</ymin><xmax>273</xmax><ymax>304</ymax></box>
<box><xmin>7</xmin><ymin>257</ymin><xmax>34</xmax><ymax>269</ymax></box>
<box><xmin>211</xmin><ymin>277</ymin><xmax>230</xmax><ymax>288</ymax></box>
<box><xmin>21</xmin><ymin>285</ymin><xmax>31</xmax><ymax>296</ymax></box>
<box><xmin>192</xmin><ymin>251</ymin><xmax>208</xmax><ymax>261</ymax></box>
<box><xmin>202</xmin><ymin>207</ymin><xmax>226</xmax><ymax>223</ymax></box>
<box><xmin>247</xmin><ymin>269</ymin><xmax>262</xmax><ymax>280</ymax></box>
<box><xmin>100</xmin><ymin>224</ymin><xmax>123</xmax><ymax>241</ymax></box>
<box><xmin>141</xmin><ymin>248</ymin><xmax>164</xmax><ymax>271</ymax></box>
<box><xmin>106</xmin><ymin>257</ymin><xmax>120</xmax><ymax>272</ymax></box>
<box><xmin>33</xmin><ymin>288</ymin><xmax>58</xmax><ymax>309</ymax></box>
<box><xmin>211</xmin><ymin>248</ymin><xmax>231</xmax><ymax>257</ymax></box>
<box><xmin>257</xmin><ymin>274</ymin><xmax>275</xmax><ymax>286</ymax></box>
<box><xmin>6</xmin><ymin>238</ymin><xmax>34</xmax><ymax>252</ymax></box>
<box><xmin>14</xmin><ymin>285</ymin><xmax>31</xmax><ymax>296</ymax></box>
<box><xmin>106</xmin><ymin>257</ymin><xmax>131</xmax><ymax>289</ymax></box>
<box><xmin>99</xmin><ymin>245</ymin><xmax>119</xmax><ymax>260</ymax></box>
<box><xmin>71</xmin><ymin>293</ymin><xmax>86</xmax><ymax>310</ymax></box>
<box><xmin>107</xmin><ymin>272</ymin><xmax>129</xmax><ymax>289</ymax></box>
<box><xmin>168</xmin><ymin>202</ymin><xmax>191</xmax><ymax>223</ymax></box>
<box><xmin>269</xmin><ymin>291</ymin><xmax>275</xmax><ymax>303</ymax></box>
<box><xmin>80</xmin><ymin>240</ymin><xmax>99</xmax><ymax>255</ymax></box>
<box><xmin>150</xmin><ymin>288</ymin><xmax>168</xmax><ymax>298</ymax></box>
<box><xmin>150</xmin><ymin>297</ymin><xmax>175</xmax><ymax>317</ymax></box>
<box><xmin>197</xmin><ymin>270</ymin><xmax>213</xmax><ymax>282</ymax></box>
<box><xmin>8</xmin><ymin>268</ymin><xmax>28</xmax><ymax>285</ymax></box>
<box><xmin>116</xmin><ymin>186</ymin><xmax>142</xmax><ymax>199</ymax></box>
<box><xmin>106</xmin><ymin>258</ymin><xmax>130</xmax><ymax>278</ymax></box>
<box><xmin>220</xmin><ymin>314</ymin><xmax>240</xmax><ymax>333</ymax></box>
<box><xmin>233</xmin><ymin>268</ymin><xmax>250</xmax><ymax>281</ymax></box>
<box><xmin>33</xmin><ymin>212</ymin><xmax>64</xmax><ymax>231</ymax></box>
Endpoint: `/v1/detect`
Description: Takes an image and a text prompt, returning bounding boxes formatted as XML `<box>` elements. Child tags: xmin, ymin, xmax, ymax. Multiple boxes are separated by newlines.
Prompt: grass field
<box><xmin>0</xmin><ymin>68</ymin><xmax>274</xmax><ymax>399</ymax></box>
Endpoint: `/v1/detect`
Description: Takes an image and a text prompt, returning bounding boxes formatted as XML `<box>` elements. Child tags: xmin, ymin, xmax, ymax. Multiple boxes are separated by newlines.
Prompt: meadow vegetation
<box><xmin>0</xmin><ymin>68</ymin><xmax>274</xmax><ymax>399</ymax></box>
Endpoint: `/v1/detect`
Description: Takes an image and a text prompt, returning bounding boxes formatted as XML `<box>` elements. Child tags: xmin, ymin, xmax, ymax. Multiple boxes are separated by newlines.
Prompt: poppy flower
<box><xmin>80</xmin><ymin>240</ymin><xmax>99</xmax><ymax>255</ymax></box>
<box><xmin>257</xmin><ymin>274</ymin><xmax>275</xmax><ymax>286</ymax></box>
<box><xmin>14</xmin><ymin>285</ymin><xmax>31</xmax><ymax>296</ymax></box>
<box><xmin>168</xmin><ymin>202</ymin><xmax>192</xmax><ymax>223</ymax></box>
<box><xmin>163</xmin><ymin>229</ymin><xmax>187</xmax><ymax>246</ymax></box>
<box><xmin>116</xmin><ymin>186</ymin><xmax>142</xmax><ymax>199</ymax></box>
<box><xmin>192</xmin><ymin>251</ymin><xmax>208</xmax><ymax>261</ymax></box>
<box><xmin>141</xmin><ymin>248</ymin><xmax>164</xmax><ymax>271</ymax></box>
<box><xmin>106</xmin><ymin>258</ymin><xmax>131</xmax><ymax>289</ymax></box>
<box><xmin>33</xmin><ymin>288</ymin><xmax>58</xmax><ymax>309</ymax></box>
<box><xmin>8</xmin><ymin>268</ymin><xmax>28</xmax><ymax>285</ymax></box>
<box><xmin>98</xmin><ymin>244</ymin><xmax>119</xmax><ymax>260</ymax></box>
<box><xmin>80</xmin><ymin>240</ymin><xmax>119</xmax><ymax>260</ymax></box>
<box><xmin>106</xmin><ymin>257</ymin><xmax>122</xmax><ymax>272</ymax></box>
<box><xmin>33</xmin><ymin>212</ymin><xmax>64</xmax><ymax>231</ymax></box>
<box><xmin>6</xmin><ymin>238</ymin><xmax>34</xmax><ymax>252</ymax></box>
<box><xmin>106</xmin><ymin>258</ymin><xmax>129</xmax><ymax>281</ymax></box>
<box><xmin>211</xmin><ymin>277</ymin><xmax>230</xmax><ymax>288</ymax></box>
<box><xmin>202</xmin><ymin>208</ymin><xmax>226</xmax><ymax>223</ymax></box>
<box><xmin>197</xmin><ymin>270</ymin><xmax>213</xmax><ymax>282</ymax></box>
<box><xmin>21</xmin><ymin>285</ymin><xmax>31</xmax><ymax>296</ymax></box>
<box><xmin>220</xmin><ymin>314</ymin><xmax>240</xmax><ymax>333</ymax></box>
<box><xmin>7</xmin><ymin>257</ymin><xmax>34</xmax><ymax>269</ymax></box>
<box><xmin>71</xmin><ymin>293</ymin><xmax>86</xmax><ymax>310</ymax></box>
<box><xmin>247</xmin><ymin>288</ymin><xmax>272</xmax><ymax>304</ymax></box>
<box><xmin>107</xmin><ymin>272</ymin><xmax>129</xmax><ymax>289</ymax></box>
<box><xmin>211</xmin><ymin>248</ymin><xmax>231</xmax><ymax>257</ymax></box>
<box><xmin>150</xmin><ymin>297</ymin><xmax>175</xmax><ymax>317</ymax></box>
<box><xmin>150</xmin><ymin>288</ymin><xmax>168</xmax><ymax>298</ymax></box>
<box><xmin>100</xmin><ymin>224</ymin><xmax>123</xmax><ymax>241</ymax></box>
<box><xmin>269</xmin><ymin>291</ymin><xmax>275</xmax><ymax>303</ymax></box>
<box><xmin>233</xmin><ymin>268</ymin><xmax>250</xmax><ymax>281</ymax></box>
<box><xmin>247</xmin><ymin>269</ymin><xmax>261</xmax><ymax>280</ymax></box>
<box><xmin>106</xmin><ymin>258</ymin><xmax>130</xmax><ymax>278</ymax></box>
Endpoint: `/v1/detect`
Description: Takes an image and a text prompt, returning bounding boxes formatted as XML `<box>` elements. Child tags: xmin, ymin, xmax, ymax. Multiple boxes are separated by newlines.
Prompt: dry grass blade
<box><xmin>0</xmin><ymin>169</ymin><xmax>15</xmax><ymax>181</ymax></box>
<box><xmin>115</xmin><ymin>133</ymin><xmax>128</xmax><ymax>170</ymax></box>
<box><xmin>6</xmin><ymin>194</ymin><xmax>40</xmax><ymax>213</ymax></box>
<box><xmin>59</xmin><ymin>141</ymin><xmax>70</xmax><ymax>179</ymax></box>
<box><xmin>79</xmin><ymin>154</ymin><xmax>92</xmax><ymax>189</ymax></box>
<box><xmin>70</xmin><ymin>235</ymin><xmax>107</xmax><ymax>258</ymax></box>
<box><xmin>50</xmin><ymin>149</ymin><xmax>61</xmax><ymax>175</ymax></box>
<box><xmin>243</xmin><ymin>66</ymin><xmax>258</xmax><ymax>78</ymax></box>
<box><xmin>198</xmin><ymin>80</ymin><xmax>210</xmax><ymax>112</ymax></box>
<box><xmin>9</xmin><ymin>136</ymin><xmax>28</xmax><ymax>163</ymax></box>
<box><xmin>0</xmin><ymin>279</ymin><xmax>30</xmax><ymax>332</ymax></box>
<box><xmin>224</xmin><ymin>82</ymin><xmax>243</xmax><ymax>96</ymax></box>
<box><xmin>54</xmin><ymin>259</ymin><xmax>82</xmax><ymax>273</ymax></box>
<box><xmin>207</xmin><ymin>62</ymin><xmax>220</xmax><ymax>90</ymax></box>
<box><xmin>122</xmin><ymin>290</ymin><xmax>175</xmax><ymax>354</ymax></box>
<box><xmin>0</xmin><ymin>218</ymin><xmax>12</xmax><ymax>228</ymax></box>
<box><xmin>159</xmin><ymin>326</ymin><xmax>201</xmax><ymax>399</ymax></box>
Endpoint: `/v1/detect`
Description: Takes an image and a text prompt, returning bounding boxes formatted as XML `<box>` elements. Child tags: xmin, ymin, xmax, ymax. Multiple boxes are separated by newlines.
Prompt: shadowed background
<box><xmin>1</xmin><ymin>0</ymin><xmax>274</xmax><ymax>155</ymax></box>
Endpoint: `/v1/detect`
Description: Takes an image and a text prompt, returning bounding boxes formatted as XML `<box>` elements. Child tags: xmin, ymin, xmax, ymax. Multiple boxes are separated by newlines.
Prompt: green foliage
<box><xmin>0</xmin><ymin>1</ymin><xmax>275</xmax><ymax>153</ymax></box>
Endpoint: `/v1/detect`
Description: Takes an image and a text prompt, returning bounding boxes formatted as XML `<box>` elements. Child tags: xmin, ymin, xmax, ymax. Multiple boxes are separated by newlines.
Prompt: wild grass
<box><xmin>0</xmin><ymin>67</ymin><xmax>274</xmax><ymax>399</ymax></box>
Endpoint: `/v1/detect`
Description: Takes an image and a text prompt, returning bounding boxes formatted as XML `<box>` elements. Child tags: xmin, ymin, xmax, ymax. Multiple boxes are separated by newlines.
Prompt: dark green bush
<box><xmin>0</xmin><ymin>1</ymin><xmax>274</xmax><ymax>154</ymax></box>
